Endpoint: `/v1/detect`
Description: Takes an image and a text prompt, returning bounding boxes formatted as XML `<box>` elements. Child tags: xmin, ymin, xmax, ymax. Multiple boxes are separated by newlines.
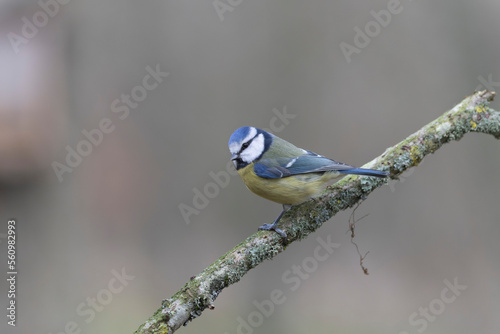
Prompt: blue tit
<box><xmin>228</xmin><ymin>126</ymin><xmax>388</xmax><ymax>242</ymax></box>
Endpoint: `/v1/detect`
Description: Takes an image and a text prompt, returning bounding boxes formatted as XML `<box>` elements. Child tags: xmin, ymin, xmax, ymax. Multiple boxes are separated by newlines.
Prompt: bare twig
<box><xmin>134</xmin><ymin>91</ymin><xmax>499</xmax><ymax>334</ymax></box>
<box><xmin>347</xmin><ymin>202</ymin><xmax>370</xmax><ymax>275</ymax></box>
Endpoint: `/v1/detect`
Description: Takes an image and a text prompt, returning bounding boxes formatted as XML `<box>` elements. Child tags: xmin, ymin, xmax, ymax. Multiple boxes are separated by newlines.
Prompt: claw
<box><xmin>258</xmin><ymin>223</ymin><xmax>287</xmax><ymax>243</ymax></box>
<box><xmin>257</xmin><ymin>204</ymin><xmax>292</xmax><ymax>244</ymax></box>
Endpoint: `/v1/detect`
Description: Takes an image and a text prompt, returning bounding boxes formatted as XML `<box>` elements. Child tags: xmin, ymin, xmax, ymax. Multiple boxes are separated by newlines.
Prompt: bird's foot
<box><xmin>258</xmin><ymin>223</ymin><xmax>287</xmax><ymax>244</ymax></box>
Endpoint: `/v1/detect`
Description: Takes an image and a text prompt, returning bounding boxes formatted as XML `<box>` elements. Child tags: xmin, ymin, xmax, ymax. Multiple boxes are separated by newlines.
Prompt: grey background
<box><xmin>0</xmin><ymin>0</ymin><xmax>499</xmax><ymax>333</ymax></box>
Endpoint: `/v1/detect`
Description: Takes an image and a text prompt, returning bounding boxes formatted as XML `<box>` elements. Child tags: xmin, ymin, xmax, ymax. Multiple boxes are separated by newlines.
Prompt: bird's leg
<box><xmin>258</xmin><ymin>204</ymin><xmax>292</xmax><ymax>243</ymax></box>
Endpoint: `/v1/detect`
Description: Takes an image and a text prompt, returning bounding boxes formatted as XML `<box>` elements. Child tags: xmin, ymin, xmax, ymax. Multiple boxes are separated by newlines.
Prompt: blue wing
<box><xmin>253</xmin><ymin>152</ymin><xmax>356</xmax><ymax>179</ymax></box>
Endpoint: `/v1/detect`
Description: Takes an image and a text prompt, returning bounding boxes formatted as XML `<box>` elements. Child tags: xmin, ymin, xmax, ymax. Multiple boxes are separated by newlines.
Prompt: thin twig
<box><xmin>347</xmin><ymin>202</ymin><xmax>370</xmax><ymax>275</ymax></box>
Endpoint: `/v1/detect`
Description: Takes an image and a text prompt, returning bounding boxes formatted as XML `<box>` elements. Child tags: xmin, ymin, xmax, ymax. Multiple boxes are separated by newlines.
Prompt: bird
<box><xmin>228</xmin><ymin>126</ymin><xmax>388</xmax><ymax>242</ymax></box>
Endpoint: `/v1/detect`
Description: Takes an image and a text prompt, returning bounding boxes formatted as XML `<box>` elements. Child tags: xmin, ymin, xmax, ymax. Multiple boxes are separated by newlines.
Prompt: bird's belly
<box><xmin>239</xmin><ymin>168</ymin><xmax>340</xmax><ymax>205</ymax></box>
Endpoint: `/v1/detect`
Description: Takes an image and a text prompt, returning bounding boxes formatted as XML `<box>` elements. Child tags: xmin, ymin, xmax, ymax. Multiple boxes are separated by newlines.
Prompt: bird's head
<box><xmin>228</xmin><ymin>126</ymin><xmax>272</xmax><ymax>170</ymax></box>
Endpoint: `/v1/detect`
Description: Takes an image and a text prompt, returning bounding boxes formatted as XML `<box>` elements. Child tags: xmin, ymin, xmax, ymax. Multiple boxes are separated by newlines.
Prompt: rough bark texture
<box><xmin>134</xmin><ymin>90</ymin><xmax>499</xmax><ymax>334</ymax></box>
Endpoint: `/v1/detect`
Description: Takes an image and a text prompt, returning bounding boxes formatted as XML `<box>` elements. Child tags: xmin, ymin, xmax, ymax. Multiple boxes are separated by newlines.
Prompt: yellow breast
<box><xmin>237</xmin><ymin>163</ymin><xmax>342</xmax><ymax>205</ymax></box>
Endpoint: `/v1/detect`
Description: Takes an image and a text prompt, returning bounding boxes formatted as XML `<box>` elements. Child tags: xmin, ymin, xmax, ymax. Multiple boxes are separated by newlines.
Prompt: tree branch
<box><xmin>134</xmin><ymin>90</ymin><xmax>499</xmax><ymax>334</ymax></box>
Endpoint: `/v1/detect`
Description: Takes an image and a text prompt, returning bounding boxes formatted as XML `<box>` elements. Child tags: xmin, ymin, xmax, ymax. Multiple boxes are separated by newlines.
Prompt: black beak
<box><xmin>231</xmin><ymin>153</ymin><xmax>238</xmax><ymax>161</ymax></box>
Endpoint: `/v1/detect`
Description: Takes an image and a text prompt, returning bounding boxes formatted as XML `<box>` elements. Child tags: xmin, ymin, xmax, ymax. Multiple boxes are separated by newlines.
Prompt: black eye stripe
<box><xmin>240</xmin><ymin>139</ymin><xmax>252</xmax><ymax>152</ymax></box>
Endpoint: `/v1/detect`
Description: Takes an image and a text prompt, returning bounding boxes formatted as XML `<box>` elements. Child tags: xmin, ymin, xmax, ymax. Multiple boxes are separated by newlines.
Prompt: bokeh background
<box><xmin>1</xmin><ymin>0</ymin><xmax>500</xmax><ymax>333</ymax></box>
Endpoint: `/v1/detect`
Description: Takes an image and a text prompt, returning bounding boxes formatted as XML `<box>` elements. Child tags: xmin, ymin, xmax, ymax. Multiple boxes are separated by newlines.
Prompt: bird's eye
<box><xmin>241</xmin><ymin>142</ymin><xmax>250</xmax><ymax>150</ymax></box>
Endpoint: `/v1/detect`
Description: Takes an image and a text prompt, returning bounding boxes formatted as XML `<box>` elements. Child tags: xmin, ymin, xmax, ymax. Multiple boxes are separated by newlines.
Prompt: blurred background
<box><xmin>1</xmin><ymin>0</ymin><xmax>499</xmax><ymax>333</ymax></box>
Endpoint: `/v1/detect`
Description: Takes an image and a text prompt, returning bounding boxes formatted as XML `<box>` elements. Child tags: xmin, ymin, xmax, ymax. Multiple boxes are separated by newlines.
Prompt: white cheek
<box><xmin>240</xmin><ymin>133</ymin><xmax>264</xmax><ymax>163</ymax></box>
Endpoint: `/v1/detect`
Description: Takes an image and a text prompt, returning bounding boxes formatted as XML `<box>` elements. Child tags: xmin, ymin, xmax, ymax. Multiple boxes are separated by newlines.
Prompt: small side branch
<box><xmin>134</xmin><ymin>91</ymin><xmax>499</xmax><ymax>334</ymax></box>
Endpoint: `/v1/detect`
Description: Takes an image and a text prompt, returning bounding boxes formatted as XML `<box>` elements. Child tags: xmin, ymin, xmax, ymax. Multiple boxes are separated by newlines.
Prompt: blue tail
<box><xmin>339</xmin><ymin>168</ymin><xmax>388</xmax><ymax>178</ymax></box>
